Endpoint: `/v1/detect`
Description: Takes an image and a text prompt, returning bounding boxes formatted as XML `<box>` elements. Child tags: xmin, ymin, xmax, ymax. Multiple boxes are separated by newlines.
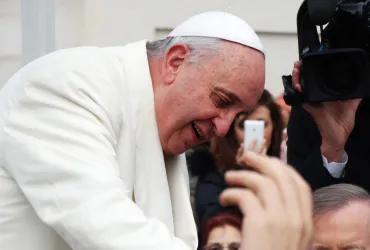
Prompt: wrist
<box><xmin>321</xmin><ymin>142</ymin><xmax>345</xmax><ymax>162</ymax></box>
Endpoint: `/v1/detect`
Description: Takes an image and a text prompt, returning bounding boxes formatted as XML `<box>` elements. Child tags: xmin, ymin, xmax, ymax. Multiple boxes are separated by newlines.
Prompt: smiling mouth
<box><xmin>192</xmin><ymin>122</ymin><xmax>202</xmax><ymax>139</ymax></box>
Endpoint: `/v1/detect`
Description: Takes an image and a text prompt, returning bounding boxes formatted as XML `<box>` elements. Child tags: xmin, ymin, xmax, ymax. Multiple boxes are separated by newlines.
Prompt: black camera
<box><xmin>282</xmin><ymin>0</ymin><xmax>370</xmax><ymax>105</ymax></box>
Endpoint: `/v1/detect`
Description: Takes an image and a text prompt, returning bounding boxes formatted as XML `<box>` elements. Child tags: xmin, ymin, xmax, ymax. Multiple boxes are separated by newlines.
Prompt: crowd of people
<box><xmin>187</xmin><ymin>83</ymin><xmax>370</xmax><ymax>249</ymax></box>
<box><xmin>0</xmin><ymin>10</ymin><xmax>369</xmax><ymax>250</ymax></box>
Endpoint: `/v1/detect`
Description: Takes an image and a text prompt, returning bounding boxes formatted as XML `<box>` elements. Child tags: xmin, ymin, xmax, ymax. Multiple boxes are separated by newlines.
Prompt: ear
<box><xmin>162</xmin><ymin>43</ymin><xmax>189</xmax><ymax>85</ymax></box>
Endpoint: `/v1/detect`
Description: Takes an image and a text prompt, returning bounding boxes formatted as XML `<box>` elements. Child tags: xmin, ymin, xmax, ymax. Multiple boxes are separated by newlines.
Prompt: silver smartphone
<box><xmin>244</xmin><ymin>120</ymin><xmax>265</xmax><ymax>152</ymax></box>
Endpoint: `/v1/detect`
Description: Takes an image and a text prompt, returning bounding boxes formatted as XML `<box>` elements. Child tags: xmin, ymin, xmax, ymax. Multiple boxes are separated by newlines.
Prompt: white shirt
<box><xmin>322</xmin><ymin>152</ymin><xmax>348</xmax><ymax>178</ymax></box>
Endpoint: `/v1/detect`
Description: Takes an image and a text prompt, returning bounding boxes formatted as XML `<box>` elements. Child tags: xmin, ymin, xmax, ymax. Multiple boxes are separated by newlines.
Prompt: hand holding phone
<box><xmin>243</xmin><ymin>120</ymin><xmax>265</xmax><ymax>153</ymax></box>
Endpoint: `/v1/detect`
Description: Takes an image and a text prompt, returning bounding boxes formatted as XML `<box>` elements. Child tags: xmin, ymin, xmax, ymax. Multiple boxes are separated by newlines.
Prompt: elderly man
<box><xmin>311</xmin><ymin>184</ymin><xmax>370</xmax><ymax>250</ymax></box>
<box><xmin>0</xmin><ymin>11</ymin><xmax>265</xmax><ymax>250</ymax></box>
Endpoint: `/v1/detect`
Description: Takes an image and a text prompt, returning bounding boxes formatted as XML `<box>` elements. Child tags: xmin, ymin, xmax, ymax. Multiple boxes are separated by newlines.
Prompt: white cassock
<box><xmin>0</xmin><ymin>40</ymin><xmax>198</xmax><ymax>250</ymax></box>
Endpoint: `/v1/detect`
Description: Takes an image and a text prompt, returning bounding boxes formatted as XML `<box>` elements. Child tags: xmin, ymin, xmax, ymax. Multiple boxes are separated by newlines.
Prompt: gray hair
<box><xmin>313</xmin><ymin>183</ymin><xmax>370</xmax><ymax>220</ymax></box>
<box><xmin>146</xmin><ymin>36</ymin><xmax>223</xmax><ymax>64</ymax></box>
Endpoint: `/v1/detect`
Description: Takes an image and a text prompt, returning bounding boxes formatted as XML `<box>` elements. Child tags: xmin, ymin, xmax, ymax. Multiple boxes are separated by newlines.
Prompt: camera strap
<box><xmin>281</xmin><ymin>0</ymin><xmax>321</xmax><ymax>106</ymax></box>
<box><xmin>297</xmin><ymin>0</ymin><xmax>321</xmax><ymax>58</ymax></box>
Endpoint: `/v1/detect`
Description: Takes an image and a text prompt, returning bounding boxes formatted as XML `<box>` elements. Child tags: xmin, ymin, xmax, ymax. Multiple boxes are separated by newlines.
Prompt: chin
<box><xmin>164</xmin><ymin>147</ymin><xmax>186</xmax><ymax>156</ymax></box>
<box><xmin>163</xmin><ymin>142</ymin><xmax>187</xmax><ymax>155</ymax></box>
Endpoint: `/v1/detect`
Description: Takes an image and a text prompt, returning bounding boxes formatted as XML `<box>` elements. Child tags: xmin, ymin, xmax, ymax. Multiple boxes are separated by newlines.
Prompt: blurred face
<box><xmin>233</xmin><ymin>105</ymin><xmax>273</xmax><ymax>149</ymax></box>
<box><xmin>205</xmin><ymin>224</ymin><xmax>241</xmax><ymax>250</ymax></box>
<box><xmin>153</xmin><ymin>42</ymin><xmax>265</xmax><ymax>154</ymax></box>
<box><xmin>312</xmin><ymin>201</ymin><xmax>370</xmax><ymax>250</ymax></box>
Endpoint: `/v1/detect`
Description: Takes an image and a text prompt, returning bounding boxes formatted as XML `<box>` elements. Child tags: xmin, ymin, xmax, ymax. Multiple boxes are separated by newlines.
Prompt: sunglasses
<box><xmin>203</xmin><ymin>242</ymin><xmax>240</xmax><ymax>250</ymax></box>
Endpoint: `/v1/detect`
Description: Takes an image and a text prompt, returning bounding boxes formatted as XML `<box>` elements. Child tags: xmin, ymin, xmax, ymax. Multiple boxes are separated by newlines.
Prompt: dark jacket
<box><xmin>287</xmin><ymin>98</ymin><xmax>370</xmax><ymax>191</ymax></box>
<box><xmin>187</xmin><ymin>147</ymin><xmax>239</xmax><ymax>226</ymax></box>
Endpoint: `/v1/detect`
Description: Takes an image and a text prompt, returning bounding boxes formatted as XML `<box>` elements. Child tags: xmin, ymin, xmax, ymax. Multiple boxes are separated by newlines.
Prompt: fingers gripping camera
<box><xmin>282</xmin><ymin>0</ymin><xmax>370</xmax><ymax>106</ymax></box>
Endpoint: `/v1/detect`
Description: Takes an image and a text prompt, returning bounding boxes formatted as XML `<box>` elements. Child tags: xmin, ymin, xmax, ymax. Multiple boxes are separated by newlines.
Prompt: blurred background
<box><xmin>0</xmin><ymin>0</ymin><xmax>301</xmax><ymax>95</ymax></box>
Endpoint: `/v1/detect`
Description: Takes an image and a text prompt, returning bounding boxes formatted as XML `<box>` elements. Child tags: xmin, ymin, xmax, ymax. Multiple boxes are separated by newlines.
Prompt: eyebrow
<box><xmin>312</xmin><ymin>245</ymin><xmax>330</xmax><ymax>250</ymax></box>
<box><xmin>213</xmin><ymin>86</ymin><xmax>241</xmax><ymax>103</ymax></box>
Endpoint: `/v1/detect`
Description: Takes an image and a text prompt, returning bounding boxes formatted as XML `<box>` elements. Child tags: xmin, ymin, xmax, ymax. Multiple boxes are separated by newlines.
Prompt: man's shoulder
<box><xmin>41</xmin><ymin>46</ymin><xmax>123</xmax><ymax>69</ymax></box>
<box><xmin>0</xmin><ymin>45</ymin><xmax>126</xmax><ymax>121</ymax></box>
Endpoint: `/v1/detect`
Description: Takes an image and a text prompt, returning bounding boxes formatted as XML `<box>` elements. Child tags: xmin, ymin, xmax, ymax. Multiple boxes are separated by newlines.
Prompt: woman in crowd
<box><xmin>214</xmin><ymin>89</ymin><xmax>285</xmax><ymax>167</ymax></box>
<box><xmin>188</xmin><ymin>89</ymin><xmax>284</xmax><ymax>228</ymax></box>
<box><xmin>201</xmin><ymin>212</ymin><xmax>242</xmax><ymax>250</ymax></box>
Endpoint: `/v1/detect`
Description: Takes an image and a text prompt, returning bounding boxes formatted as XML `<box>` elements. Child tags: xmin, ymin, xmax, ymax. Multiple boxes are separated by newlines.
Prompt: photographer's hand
<box><xmin>292</xmin><ymin>61</ymin><xmax>361</xmax><ymax>162</ymax></box>
<box><xmin>220</xmin><ymin>151</ymin><xmax>313</xmax><ymax>250</ymax></box>
<box><xmin>236</xmin><ymin>140</ymin><xmax>267</xmax><ymax>166</ymax></box>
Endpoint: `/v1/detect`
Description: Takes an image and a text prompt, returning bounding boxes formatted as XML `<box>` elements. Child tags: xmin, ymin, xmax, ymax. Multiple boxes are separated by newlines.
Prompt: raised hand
<box><xmin>236</xmin><ymin>140</ymin><xmax>267</xmax><ymax>166</ymax></box>
<box><xmin>292</xmin><ymin>61</ymin><xmax>361</xmax><ymax>162</ymax></box>
<box><xmin>221</xmin><ymin>151</ymin><xmax>313</xmax><ymax>250</ymax></box>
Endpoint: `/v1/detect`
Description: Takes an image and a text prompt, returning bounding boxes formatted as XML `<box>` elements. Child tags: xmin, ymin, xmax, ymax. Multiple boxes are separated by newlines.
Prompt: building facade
<box><xmin>0</xmin><ymin>0</ymin><xmax>302</xmax><ymax>95</ymax></box>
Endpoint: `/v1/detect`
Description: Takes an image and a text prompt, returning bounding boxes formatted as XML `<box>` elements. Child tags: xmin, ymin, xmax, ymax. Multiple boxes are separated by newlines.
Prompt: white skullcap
<box><xmin>167</xmin><ymin>11</ymin><xmax>264</xmax><ymax>53</ymax></box>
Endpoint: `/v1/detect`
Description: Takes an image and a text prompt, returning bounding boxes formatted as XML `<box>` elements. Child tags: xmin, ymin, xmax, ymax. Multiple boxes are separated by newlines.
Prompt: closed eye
<box><xmin>342</xmin><ymin>245</ymin><xmax>365</xmax><ymax>250</ymax></box>
<box><xmin>210</xmin><ymin>86</ymin><xmax>240</xmax><ymax>109</ymax></box>
<box><xmin>214</xmin><ymin>94</ymin><xmax>233</xmax><ymax>108</ymax></box>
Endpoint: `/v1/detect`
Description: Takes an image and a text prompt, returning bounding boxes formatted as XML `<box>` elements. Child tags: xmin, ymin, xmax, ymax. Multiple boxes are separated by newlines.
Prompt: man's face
<box><xmin>312</xmin><ymin>201</ymin><xmax>370</xmax><ymax>250</ymax></box>
<box><xmin>154</xmin><ymin>41</ymin><xmax>265</xmax><ymax>154</ymax></box>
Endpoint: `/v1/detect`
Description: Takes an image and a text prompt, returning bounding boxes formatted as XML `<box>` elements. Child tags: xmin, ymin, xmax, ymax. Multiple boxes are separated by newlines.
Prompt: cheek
<box><xmin>173</xmin><ymin>97</ymin><xmax>219</xmax><ymax>123</ymax></box>
<box><xmin>235</xmin><ymin>126</ymin><xmax>244</xmax><ymax>144</ymax></box>
<box><xmin>264</xmin><ymin>125</ymin><xmax>273</xmax><ymax>142</ymax></box>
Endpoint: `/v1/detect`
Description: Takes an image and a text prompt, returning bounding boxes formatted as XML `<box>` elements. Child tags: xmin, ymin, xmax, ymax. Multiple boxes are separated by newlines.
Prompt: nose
<box><xmin>212</xmin><ymin>110</ymin><xmax>237</xmax><ymax>137</ymax></box>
